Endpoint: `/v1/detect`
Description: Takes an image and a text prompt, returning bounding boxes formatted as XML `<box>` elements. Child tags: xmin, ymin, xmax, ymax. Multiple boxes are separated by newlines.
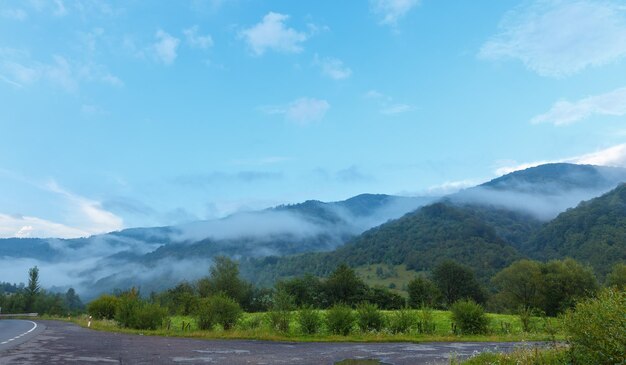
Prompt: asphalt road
<box><xmin>0</xmin><ymin>320</ymin><xmax>543</xmax><ymax>365</ymax></box>
<box><xmin>0</xmin><ymin>320</ymin><xmax>44</xmax><ymax>353</ymax></box>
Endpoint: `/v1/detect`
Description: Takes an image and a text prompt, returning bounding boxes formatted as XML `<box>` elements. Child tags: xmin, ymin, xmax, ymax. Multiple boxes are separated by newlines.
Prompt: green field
<box><xmin>64</xmin><ymin>309</ymin><xmax>563</xmax><ymax>343</ymax></box>
<box><xmin>355</xmin><ymin>264</ymin><xmax>419</xmax><ymax>297</ymax></box>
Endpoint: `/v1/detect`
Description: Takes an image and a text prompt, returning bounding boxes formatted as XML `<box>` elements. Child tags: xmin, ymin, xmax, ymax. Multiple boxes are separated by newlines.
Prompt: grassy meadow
<box><xmin>59</xmin><ymin>309</ymin><xmax>563</xmax><ymax>343</ymax></box>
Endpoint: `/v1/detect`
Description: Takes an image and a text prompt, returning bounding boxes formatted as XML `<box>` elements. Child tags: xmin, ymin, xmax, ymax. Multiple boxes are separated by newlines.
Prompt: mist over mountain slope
<box><xmin>241</xmin><ymin>164</ymin><xmax>626</xmax><ymax>286</ymax></box>
<box><xmin>451</xmin><ymin>163</ymin><xmax>626</xmax><ymax>220</ymax></box>
<box><xmin>1</xmin><ymin>163</ymin><xmax>625</xmax><ymax>298</ymax></box>
<box><xmin>527</xmin><ymin>183</ymin><xmax>626</xmax><ymax>277</ymax></box>
<box><xmin>0</xmin><ymin>194</ymin><xmax>433</xmax><ymax>298</ymax></box>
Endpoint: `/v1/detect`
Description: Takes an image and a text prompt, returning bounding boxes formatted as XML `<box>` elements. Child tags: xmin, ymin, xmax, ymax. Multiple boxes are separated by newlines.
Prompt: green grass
<box><xmin>49</xmin><ymin>309</ymin><xmax>564</xmax><ymax>343</ymax></box>
<box><xmin>453</xmin><ymin>346</ymin><xmax>570</xmax><ymax>364</ymax></box>
<box><xmin>355</xmin><ymin>264</ymin><xmax>419</xmax><ymax>297</ymax></box>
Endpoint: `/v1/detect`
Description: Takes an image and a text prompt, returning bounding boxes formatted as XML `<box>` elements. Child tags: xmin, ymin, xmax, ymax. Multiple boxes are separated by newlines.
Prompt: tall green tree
<box><xmin>492</xmin><ymin>259</ymin><xmax>542</xmax><ymax>310</ymax></box>
<box><xmin>432</xmin><ymin>260</ymin><xmax>485</xmax><ymax>306</ymax></box>
<box><xmin>25</xmin><ymin>266</ymin><xmax>40</xmax><ymax>312</ymax></box>
<box><xmin>198</xmin><ymin>256</ymin><xmax>251</xmax><ymax>306</ymax></box>
<box><xmin>323</xmin><ymin>263</ymin><xmax>368</xmax><ymax>306</ymax></box>
<box><xmin>605</xmin><ymin>262</ymin><xmax>626</xmax><ymax>289</ymax></box>
<box><xmin>539</xmin><ymin>258</ymin><xmax>598</xmax><ymax>316</ymax></box>
<box><xmin>407</xmin><ymin>276</ymin><xmax>440</xmax><ymax>308</ymax></box>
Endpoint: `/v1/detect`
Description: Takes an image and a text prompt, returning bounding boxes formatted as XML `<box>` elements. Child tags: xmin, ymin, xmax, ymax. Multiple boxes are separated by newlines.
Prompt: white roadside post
<box><xmin>88</xmin><ymin>315</ymin><xmax>92</xmax><ymax>328</ymax></box>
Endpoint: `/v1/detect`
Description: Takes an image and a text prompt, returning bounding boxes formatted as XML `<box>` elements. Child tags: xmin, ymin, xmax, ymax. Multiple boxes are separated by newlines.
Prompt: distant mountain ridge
<box><xmin>241</xmin><ymin>164</ymin><xmax>626</xmax><ymax>286</ymax></box>
<box><xmin>2</xmin><ymin>163</ymin><xmax>625</xmax><ymax>297</ymax></box>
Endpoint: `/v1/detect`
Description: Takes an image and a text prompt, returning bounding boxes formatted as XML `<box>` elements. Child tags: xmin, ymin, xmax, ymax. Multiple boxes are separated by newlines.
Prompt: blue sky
<box><xmin>1</xmin><ymin>0</ymin><xmax>626</xmax><ymax>238</ymax></box>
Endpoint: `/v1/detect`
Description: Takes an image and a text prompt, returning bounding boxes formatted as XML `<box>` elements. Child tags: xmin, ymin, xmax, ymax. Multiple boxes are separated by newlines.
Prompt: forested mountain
<box><xmin>451</xmin><ymin>163</ymin><xmax>626</xmax><ymax>220</ymax></box>
<box><xmin>0</xmin><ymin>193</ymin><xmax>433</xmax><ymax>297</ymax></box>
<box><xmin>241</xmin><ymin>164</ymin><xmax>626</xmax><ymax>286</ymax></box>
<box><xmin>240</xmin><ymin>202</ymin><xmax>529</xmax><ymax>286</ymax></box>
<box><xmin>2</xmin><ymin>163</ymin><xmax>625</xmax><ymax>298</ymax></box>
<box><xmin>527</xmin><ymin>183</ymin><xmax>626</xmax><ymax>277</ymax></box>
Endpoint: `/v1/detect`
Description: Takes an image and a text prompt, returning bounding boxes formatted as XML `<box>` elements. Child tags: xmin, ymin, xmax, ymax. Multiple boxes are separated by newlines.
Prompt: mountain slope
<box><xmin>0</xmin><ymin>193</ymin><xmax>433</xmax><ymax>297</ymax></box>
<box><xmin>527</xmin><ymin>183</ymin><xmax>626</xmax><ymax>277</ymax></box>
<box><xmin>452</xmin><ymin>163</ymin><xmax>626</xmax><ymax>220</ymax></box>
<box><xmin>242</xmin><ymin>164</ymin><xmax>626</xmax><ymax>286</ymax></box>
<box><xmin>241</xmin><ymin>202</ymin><xmax>526</xmax><ymax>286</ymax></box>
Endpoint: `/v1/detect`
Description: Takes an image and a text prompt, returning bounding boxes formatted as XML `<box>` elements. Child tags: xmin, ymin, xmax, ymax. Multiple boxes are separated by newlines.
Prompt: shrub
<box><xmin>450</xmin><ymin>299</ymin><xmax>489</xmax><ymax>335</ymax></box>
<box><xmin>133</xmin><ymin>303</ymin><xmax>167</xmax><ymax>330</ymax></box>
<box><xmin>197</xmin><ymin>293</ymin><xmax>242</xmax><ymax>330</ymax></box>
<box><xmin>297</xmin><ymin>306</ymin><xmax>322</xmax><ymax>335</ymax></box>
<box><xmin>416</xmin><ymin>306</ymin><xmax>435</xmax><ymax>334</ymax></box>
<box><xmin>388</xmin><ymin>307</ymin><xmax>417</xmax><ymax>334</ymax></box>
<box><xmin>408</xmin><ymin>276</ymin><xmax>440</xmax><ymax>309</ymax></box>
<box><xmin>564</xmin><ymin>288</ymin><xmax>625</xmax><ymax>365</ymax></box>
<box><xmin>115</xmin><ymin>295</ymin><xmax>141</xmax><ymax>328</ymax></box>
<box><xmin>238</xmin><ymin>314</ymin><xmax>263</xmax><ymax>330</ymax></box>
<box><xmin>87</xmin><ymin>294</ymin><xmax>119</xmax><ymax>320</ymax></box>
<box><xmin>326</xmin><ymin>304</ymin><xmax>355</xmax><ymax>336</ymax></box>
<box><xmin>267</xmin><ymin>289</ymin><xmax>295</xmax><ymax>333</ymax></box>
<box><xmin>517</xmin><ymin>306</ymin><xmax>536</xmax><ymax>333</ymax></box>
<box><xmin>115</xmin><ymin>296</ymin><xmax>166</xmax><ymax>330</ymax></box>
<box><xmin>356</xmin><ymin>302</ymin><xmax>385</xmax><ymax>332</ymax></box>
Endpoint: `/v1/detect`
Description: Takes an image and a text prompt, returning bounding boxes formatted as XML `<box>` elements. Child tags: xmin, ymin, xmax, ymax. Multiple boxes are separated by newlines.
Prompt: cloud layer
<box><xmin>495</xmin><ymin>143</ymin><xmax>626</xmax><ymax>175</ymax></box>
<box><xmin>240</xmin><ymin>12</ymin><xmax>307</xmax><ymax>55</ymax></box>
<box><xmin>480</xmin><ymin>0</ymin><xmax>626</xmax><ymax>77</ymax></box>
<box><xmin>531</xmin><ymin>87</ymin><xmax>626</xmax><ymax>125</ymax></box>
<box><xmin>370</xmin><ymin>0</ymin><xmax>420</xmax><ymax>25</ymax></box>
<box><xmin>264</xmin><ymin>97</ymin><xmax>330</xmax><ymax>125</ymax></box>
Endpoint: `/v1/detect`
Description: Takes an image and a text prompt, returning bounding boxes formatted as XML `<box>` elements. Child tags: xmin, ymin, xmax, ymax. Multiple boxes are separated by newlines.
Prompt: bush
<box><xmin>517</xmin><ymin>306</ymin><xmax>537</xmax><ymax>333</ymax></box>
<box><xmin>115</xmin><ymin>296</ymin><xmax>141</xmax><ymax>328</ymax></box>
<box><xmin>133</xmin><ymin>303</ymin><xmax>167</xmax><ymax>330</ymax></box>
<box><xmin>115</xmin><ymin>296</ymin><xmax>166</xmax><ymax>330</ymax></box>
<box><xmin>564</xmin><ymin>288</ymin><xmax>625</xmax><ymax>365</ymax></box>
<box><xmin>297</xmin><ymin>306</ymin><xmax>322</xmax><ymax>335</ymax></box>
<box><xmin>87</xmin><ymin>294</ymin><xmax>119</xmax><ymax>320</ymax></box>
<box><xmin>356</xmin><ymin>302</ymin><xmax>385</xmax><ymax>332</ymax></box>
<box><xmin>388</xmin><ymin>307</ymin><xmax>417</xmax><ymax>334</ymax></box>
<box><xmin>450</xmin><ymin>299</ymin><xmax>489</xmax><ymax>335</ymax></box>
<box><xmin>197</xmin><ymin>293</ymin><xmax>242</xmax><ymax>330</ymax></box>
<box><xmin>325</xmin><ymin>304</ymin><xmax>355</xmax><ymax>336</ymax></box>
<box><xmin>238</xmin><ymin>314</ymin><xmax>263</xmax><ymax>330</ymax></box>
<box><xmin>267</xmin><ymin>289</ymin><xmax>295</xmax><ymax>333</ymax></box>
<box><xmin>408</xmin><ymin>276</ymin><xmax>440</xmax><ymax>308</ymax></box>
<box><xmin>416</xmin><ymin>307</ymin><xmax>435</xmax><ymax>334</ymax></box>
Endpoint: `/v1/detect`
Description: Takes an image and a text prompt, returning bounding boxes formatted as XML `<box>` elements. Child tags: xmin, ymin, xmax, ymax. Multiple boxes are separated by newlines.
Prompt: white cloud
<box><xmin>364</xmin><ymin>89</ymin><xmax>415</xmax><ymax>115</ymax></box>
<box><xmin>45</xmin><ymin>181</ymin><xmax>124</xmax><ymax>234</ymax></box>
<box><xmin>381</xmin><ymin>103</ymin><xmax>413</xmax><ymax>115</ymax></box>
<box><xmin>45</xmin><ymin>55</ymin><xmax>77</xmax><ymax>91</ymax></box>
<box><xmin>1</xmin><ymin>8</ymin><xmax>27</xmax><ymax>20</ymax></box>
<box><xmin>0</xmin><ymin>50</ymin><xmax>122</xmax><ymax>91</ymax></box>
<box><xmin>314</xmin><ymin>55</ymin><xmax>352</xmax><ymax>80</ymax></box>
<box><xmin>240</xmin><ymin>12</ymin><xmax>307</xmax><ymax>55</ymax></box>
<box><xmin>370</xmin><ymin>0</ymin><xmax>420</xmax><ymax>26</ymax></box>
<box><xmin>263</xmin><ymin>97</ymin><xmax>330</xmax><ymax>125</ymax></box>
<box><xmin>531</xmin><ymin>87</ymin><xmax>626</xmax><ymax>125</ymax></box>
<box><xmin>154</xmin><ymin>30</ymin><xmax>180</xmax><ymax>65</ymax></box>
<box><xmin>183</xmin><ymin>25</ymin><xmax>213</xmax><ymax>49</ymax></box>
<box><xmin>427</xmin><ymin>179</ymin><xmax>482</xmax><ymax>195</ymax></box>
<box><xmin>0</xmin><ymin>214</ymin><xmax>89</xmax><ymax>239</ymax></box>
<box><xmin>479</xmin><ymin>0</ymin><xmax>626</xmax><ymax>77</ymax></box>
<box><xmin>495</xmin><ymin>143</ymin><xmax>626</xmax><ymax>175</ymax></box>
<box><xmin>0</xmin><ymin>61</ymin><xmax>40</xmax><ymax>86</ymax></box>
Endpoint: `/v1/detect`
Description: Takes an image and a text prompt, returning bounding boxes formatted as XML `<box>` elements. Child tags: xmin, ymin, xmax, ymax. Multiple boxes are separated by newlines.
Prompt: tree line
<box><xmin>0</xmin><ymin>266</ymin><xmax>84</xmax><ymax>315</ymax></box>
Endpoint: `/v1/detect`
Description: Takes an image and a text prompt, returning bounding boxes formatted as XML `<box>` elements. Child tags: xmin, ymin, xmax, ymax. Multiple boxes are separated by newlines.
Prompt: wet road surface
<box><xmin>0</xmin><ymin>320</ymin><xmax>543</xmax><ymax>364</ymax></box>
<box><xmin>0</xmin><ymin>320</ymin><xmax>44</xmax><ymax>352</ymax></box>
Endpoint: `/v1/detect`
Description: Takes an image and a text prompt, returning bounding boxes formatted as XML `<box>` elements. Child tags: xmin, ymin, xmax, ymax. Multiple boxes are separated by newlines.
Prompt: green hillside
<box><xmin>528</xmin><ymin>183</ymin><xmax>626</xmax><ymax>277</ymax></box>
<box><xmin>242</xmin><ymin>202</ymin><xmax>527</xmax><ymax>286</ymax></box>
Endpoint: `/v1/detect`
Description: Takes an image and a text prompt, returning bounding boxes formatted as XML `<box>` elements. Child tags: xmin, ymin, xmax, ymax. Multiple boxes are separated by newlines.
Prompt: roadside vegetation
<box><xmin>4</xmin><ymin>258</ymin><xmax>624</xmax><ymax>361</ymax></box>
<box><xmin>456</xmin><ymin>288</ymin><xmax>625</xmax><ymax>364</ymax></box>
